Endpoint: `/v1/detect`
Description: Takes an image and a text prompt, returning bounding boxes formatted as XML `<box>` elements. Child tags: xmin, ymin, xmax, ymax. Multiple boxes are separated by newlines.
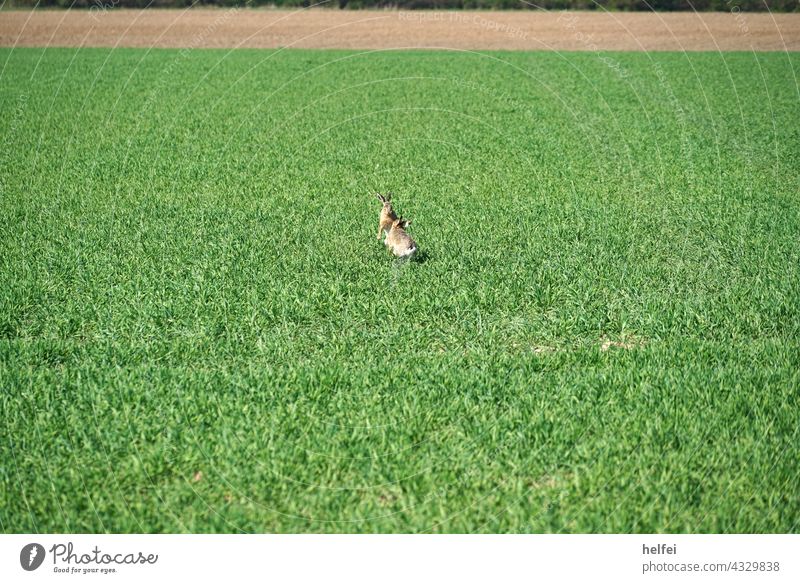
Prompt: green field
<box><xmin>1</xmin><ymin>47</ymin><xmax>798</xmax><ymax>533</ymax></box>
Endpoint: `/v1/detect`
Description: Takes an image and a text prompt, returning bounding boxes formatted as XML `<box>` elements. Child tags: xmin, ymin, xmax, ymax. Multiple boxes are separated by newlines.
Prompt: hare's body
<box><xmin>385</xmin><ymin>218</ymin><xmax>417</xmax><ymax>258</ymax></box>
<box><xmin>376</xmin><ymin>193</ymin><xmax>398</xmax><ymax>241</ymax></box>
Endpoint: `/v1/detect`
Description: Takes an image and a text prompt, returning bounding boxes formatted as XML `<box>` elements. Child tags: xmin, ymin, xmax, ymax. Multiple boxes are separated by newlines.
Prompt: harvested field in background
<box><xmin>1</xmin><ymin>9</ymin><xmax>799</xmax><ymax>51</ymax></box>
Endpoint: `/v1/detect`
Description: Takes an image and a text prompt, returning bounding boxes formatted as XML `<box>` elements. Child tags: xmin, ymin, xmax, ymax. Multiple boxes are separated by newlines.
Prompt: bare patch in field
<box><xmin>599</xmin><ymin>335</ymin><xmax>646</xmax><ymax>351</ymax></box>
<box><xmin>378</xmin><ymin>492</ymin><xmax>397</xmax><ymax>506</ymax></box>
<box><xmin>528</xmin><ymin>470</ymin><xmax>573</xmax><ymax>491</ymax></box>
<box><xmin>532</xmin><ymin>345</ymin><xmax>557</xmax><ymax>355</ymax></box>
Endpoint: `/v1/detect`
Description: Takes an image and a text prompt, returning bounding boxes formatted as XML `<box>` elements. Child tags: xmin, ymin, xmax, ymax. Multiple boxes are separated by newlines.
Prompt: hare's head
<box><xmin>391</xmin><ymin>217</ymin><xmax>411</xmax><ymax>231</ymax></box>
<box><xmin>376</xmin><ymin>192</ymin><xmax>394</xmax><ymax>213</ymax></box>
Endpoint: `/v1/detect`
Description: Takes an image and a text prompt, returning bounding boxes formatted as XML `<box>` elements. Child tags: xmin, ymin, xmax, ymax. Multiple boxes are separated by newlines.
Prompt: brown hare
<box><xmin>375</xmin><ymin>193</ymin><xmax>398</xmax><ymax>241</ymax></box>
<box><xmin>385</xmin><ymin>218</ymin><xmax>417</xmax><ymax>258</ymax></box>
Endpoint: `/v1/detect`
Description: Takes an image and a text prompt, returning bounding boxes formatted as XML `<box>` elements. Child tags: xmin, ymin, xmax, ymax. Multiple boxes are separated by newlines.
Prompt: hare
<box><xmin>385</xmin><ymin>218</ymin><xmax>417</xmax><ymax>258</ymax></box>
<box><xmin>375</xmin><ymin>193</ymin><xmax>398</xmax><ymax>241</ymax></box>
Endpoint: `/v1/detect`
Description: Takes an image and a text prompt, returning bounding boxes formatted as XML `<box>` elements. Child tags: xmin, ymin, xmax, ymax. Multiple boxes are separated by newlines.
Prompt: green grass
<box><xmin>1</xmin><ymin>47</ymin><xmax>799</xmax><ymax>533</ymax></box>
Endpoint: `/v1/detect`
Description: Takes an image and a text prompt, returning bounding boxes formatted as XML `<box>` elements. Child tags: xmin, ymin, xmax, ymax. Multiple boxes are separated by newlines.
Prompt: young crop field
<box><xmin>1</xmin><ymin>47</ymin><xmax>798</xmax><ymax>533</ymax></box>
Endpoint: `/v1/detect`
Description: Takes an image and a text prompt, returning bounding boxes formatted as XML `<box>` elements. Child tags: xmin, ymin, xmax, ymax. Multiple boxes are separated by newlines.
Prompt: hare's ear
<box><xmin>401</xmin><ymin>218</ymin><xmax>412</xmax><ymax>228</ymax></box>
<box><xmin>376</xmin><ymin>193</ymin><xmax>386</xmax><ymax>203</ymax></box>
<box><xmin>385</xmin><ymin>192</ymin><xmax>393</xmax><ymax>201</ymax></box>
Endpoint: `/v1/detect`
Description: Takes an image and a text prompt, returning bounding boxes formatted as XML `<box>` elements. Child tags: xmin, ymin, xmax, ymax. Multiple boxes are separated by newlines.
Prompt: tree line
<box><xmin>8</xmin><ymin>0</ymin><xmax>798</xmax><ymax>11</ymax></box>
